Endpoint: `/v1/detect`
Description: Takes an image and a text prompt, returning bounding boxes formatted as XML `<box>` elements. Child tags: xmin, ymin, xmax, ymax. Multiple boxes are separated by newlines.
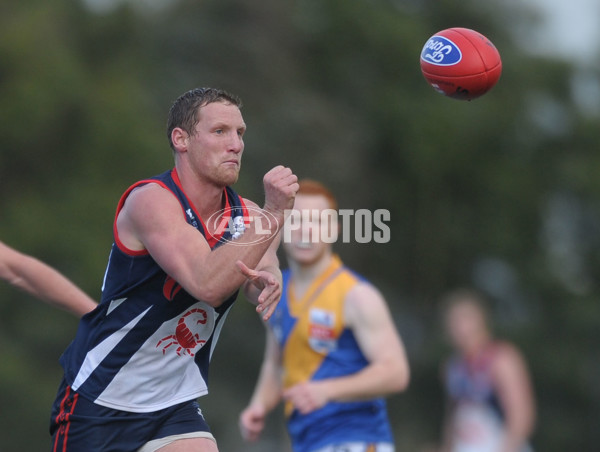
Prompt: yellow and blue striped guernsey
<box><xmin>269</xmin><ymin>255</ymin><xmax>394</xmax><ymax>452</ymax></box>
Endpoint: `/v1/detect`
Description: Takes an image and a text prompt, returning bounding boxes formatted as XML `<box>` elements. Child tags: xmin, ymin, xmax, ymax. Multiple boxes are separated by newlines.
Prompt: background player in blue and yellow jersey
<box><xmin>0</xmin><ymin>240</ymin><xmax>96</xmax><ymax>317</ymax></box>
<box><xmin>239</xmin><ymin>180</ymin><xmax>410</xmax><ymax>452</ymax></box>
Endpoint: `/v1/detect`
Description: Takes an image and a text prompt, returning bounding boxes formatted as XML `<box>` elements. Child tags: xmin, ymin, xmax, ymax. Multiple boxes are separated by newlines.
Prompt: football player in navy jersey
<box><xmin>439</xmin><ymin>289</ymin><xmax>536</xmax><ymax>452</ymax></box>
<box><xmin>50</xmin><ymin>88</ymin><xmax>298</xmax><ymax>452</ymax></box>
<box><xmin>0</xmin><ymin>240</ymin><xmax>96</xmax><ymax>317</ymax></box>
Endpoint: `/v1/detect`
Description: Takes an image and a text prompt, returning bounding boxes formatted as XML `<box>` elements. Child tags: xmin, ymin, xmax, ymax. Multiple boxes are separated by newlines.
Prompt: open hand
<box><xmin>236</xmin><ymin>260</ymin><xmax>281</xmax><ymax>320</ymax></box>
<box><xmin>239</xmin><ymin>404</ymin><xmax>266</xmax><ymax>442</ymax></box>
<box><xmin>283</xmin><ymin>381</ymin><xmax>329</xmax><ymax>415</ymax></box>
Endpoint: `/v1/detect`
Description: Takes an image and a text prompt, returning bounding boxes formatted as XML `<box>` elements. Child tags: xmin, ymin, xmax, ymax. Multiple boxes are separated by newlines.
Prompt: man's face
<box><xmin>283</xmin><ymin>194</ymin><xmax>338</xmax><ymax>266</ymax></box>
<box><xmin>445</xmin><ymin>301</ymin><xmax>488</xmax><ymax>352</ymax></box>
<box><xmin>185</xmin><ymin>101</ymin><xmax>246</xmax><ymax>186</ymax></box>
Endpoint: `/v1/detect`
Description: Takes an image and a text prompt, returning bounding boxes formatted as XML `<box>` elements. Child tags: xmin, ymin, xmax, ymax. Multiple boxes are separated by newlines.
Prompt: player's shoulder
<box><xmin>338</xmin><ymin>262</ymin><xmax>368</xmax><ymax>283</ymax></box>
<box><xmin>339</xmin><ymin>261</ymin><xmax>383</xmax><ymax>301</ymax></box>
<box><xmin>343</xmin><ymin>277</ymin><xmax>390</xmax><ymax>323</ymax></box>
<box><xmin>490</xmin><ymin>340</ymin><xmax>527</xmax><ymax>372</ymax></box>
<box><xmin>347</xmin><ymin>278</ymin><xmax>382</xmax><ymax>300</ymax></box>
<box><xmin>125</xmin><ymin>182</ymin><xmax>178</xmax><ymax>211</ymax></box>
<box><xmin>492</xmin><ymin>340</ymin><xmax>522</xmax><ymax>358</ymax></box>
<box><xmin>117</xmin><ymin>181</ymin><xmax>186</xmax><ymax>236</ymax></box>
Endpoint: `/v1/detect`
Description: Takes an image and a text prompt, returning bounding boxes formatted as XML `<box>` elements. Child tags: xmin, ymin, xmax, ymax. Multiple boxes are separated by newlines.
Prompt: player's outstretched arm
<box><xmin>283</xmin><ymin>282</ymin><xmax>409</xmax><ymax>414</ymax></box>
<box><xmin>0</xmin><ymin>241</ymin><xmax>97</xmax><ymax>317</ymax></box>
<box><xmin>239</xmin><ymin>327</ymin><xmax>283</xmax><ymax>442</ymax></box>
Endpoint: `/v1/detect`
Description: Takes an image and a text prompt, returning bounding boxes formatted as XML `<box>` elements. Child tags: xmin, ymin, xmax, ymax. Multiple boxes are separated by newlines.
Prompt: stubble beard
<box><xmin>212</xmin><ymin>165</ymin><xmax>240</xmax><ymax>187</ymax></box>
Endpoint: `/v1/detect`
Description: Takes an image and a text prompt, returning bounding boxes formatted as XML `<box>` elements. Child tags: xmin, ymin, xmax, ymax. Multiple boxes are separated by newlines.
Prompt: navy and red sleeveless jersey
<box><xmin>58</xmin><ymin>168</ymin><xmax>248</xmax><ymax>413</ymax></box>
<box><xmin>444</xmin><ymin>343</ymin><xmax>533</xmax><ymax>452</ymax></box>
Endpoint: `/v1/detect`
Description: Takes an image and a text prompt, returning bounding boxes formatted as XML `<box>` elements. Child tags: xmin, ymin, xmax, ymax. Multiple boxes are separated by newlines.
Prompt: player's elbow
<box><xmin>396</xmin><ymin>368</ymin><xmax>410</xmax><ymax>393</ymax></box>
<box><xmin>190</xmin><ymin>283</ymin><xmax>232</xmax><ymax>308</ymax></box>
<box><xmin>388</xmin><ymin>357</ymin><xmax>410</xmax><ymax>394</ymax></box>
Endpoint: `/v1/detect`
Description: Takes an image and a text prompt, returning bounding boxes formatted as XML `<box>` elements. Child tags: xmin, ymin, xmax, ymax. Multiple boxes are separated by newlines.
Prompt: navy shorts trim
<box><xmin>50</xmin><ymin>378</ymin><xmax>211</xmax><ymax>452</ymax></box>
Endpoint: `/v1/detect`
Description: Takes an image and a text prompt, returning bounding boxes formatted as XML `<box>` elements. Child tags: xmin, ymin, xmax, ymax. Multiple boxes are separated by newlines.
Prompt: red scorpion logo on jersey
<box><xmin>156</xmin><ymin>308</ymin><xmax>208</xmax><ymax>356</ymax></box>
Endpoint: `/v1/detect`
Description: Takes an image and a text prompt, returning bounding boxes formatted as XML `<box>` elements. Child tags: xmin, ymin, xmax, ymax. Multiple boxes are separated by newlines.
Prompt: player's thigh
<box><xmin>156</xmin><ymin>437</ymin><xmax>218</xmax><ymax>452</ymax></box>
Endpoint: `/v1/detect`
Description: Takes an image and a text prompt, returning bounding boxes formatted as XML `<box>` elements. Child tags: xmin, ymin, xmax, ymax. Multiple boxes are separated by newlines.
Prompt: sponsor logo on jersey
<box><xmin>308</xmin><ymin>308</ymin><xmax>337</xmax><ymax>353</ymax></box>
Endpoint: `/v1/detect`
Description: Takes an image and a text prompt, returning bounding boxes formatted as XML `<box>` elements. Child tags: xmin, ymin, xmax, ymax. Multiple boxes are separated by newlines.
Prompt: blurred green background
<box><xmin>1</xmin><ymin>0</ymin><xmax>599</xmax><ymax>450</ymax></box>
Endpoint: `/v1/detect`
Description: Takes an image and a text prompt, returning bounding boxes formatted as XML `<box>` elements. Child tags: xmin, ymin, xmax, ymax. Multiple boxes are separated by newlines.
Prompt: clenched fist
<box><xmin>262</xmin><ymin>166</ymin><xmax>298</xmax><ymax>220</ymax></box>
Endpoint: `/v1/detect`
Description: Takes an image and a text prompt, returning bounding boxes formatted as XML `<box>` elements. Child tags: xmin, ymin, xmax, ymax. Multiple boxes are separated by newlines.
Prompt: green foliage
<box><xmin>1</xmin><ymin>0</ymin><xmax>599</xmax><ymax>450</ymax></box>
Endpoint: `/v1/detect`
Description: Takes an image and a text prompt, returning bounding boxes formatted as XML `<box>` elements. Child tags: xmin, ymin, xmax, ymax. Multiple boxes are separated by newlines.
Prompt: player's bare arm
<box><xmin>493</xmin><ymin>344</ymin><xmax>536</xmax><ymax>452</ymax></box>
<box><xmin>239</xmin><ymin>327</ymin><xmax>283</xmax><ymax>442</ymax></box>
<box><xmin>0</xmin><ymin>241</ymin><xmax>97</xmax><ymax>317</ymax></box>
<box><xmin>283</xmin><ymin>282</ymin><xmax>409</xmax><ymax>414</ymax></box>
<box><xmin>117</xmin><ymin>166</ymin><xmax>297</xmax><ymax>310</ymax></box>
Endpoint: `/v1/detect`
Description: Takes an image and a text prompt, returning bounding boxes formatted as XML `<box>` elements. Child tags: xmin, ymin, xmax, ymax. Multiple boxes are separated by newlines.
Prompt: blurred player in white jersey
<box><xmin>439</xmin><ymin>289</ymin><xmax>536</xmax><ymax>452</ymax></box>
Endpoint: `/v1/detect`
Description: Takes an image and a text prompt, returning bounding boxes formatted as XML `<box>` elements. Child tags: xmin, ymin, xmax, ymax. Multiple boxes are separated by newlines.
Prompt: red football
<box><xmin>420</xmin><ymin>27</ymin><xmax>502</xmax><ymax>100</ymax></box>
